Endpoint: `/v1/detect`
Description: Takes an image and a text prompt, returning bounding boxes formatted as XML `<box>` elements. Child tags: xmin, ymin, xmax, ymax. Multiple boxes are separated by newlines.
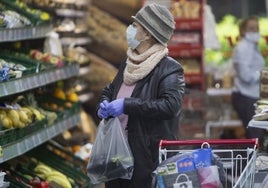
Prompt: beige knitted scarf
<box><xmin>123</xmin><ymin>44</ymin><xmax>168</xmax><ymax>85</ymax></box>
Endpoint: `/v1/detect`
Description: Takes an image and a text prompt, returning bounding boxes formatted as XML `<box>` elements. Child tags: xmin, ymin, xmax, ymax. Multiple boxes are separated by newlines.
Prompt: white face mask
<box><xmin>245</xmin><ymin>32</ymin><xmax>261</xmax><ymax>43</ymax></box>
<box><xmin>126</xmin><ymin>25</ymin><xmax>140</xmax><ymax>50</ymax></box>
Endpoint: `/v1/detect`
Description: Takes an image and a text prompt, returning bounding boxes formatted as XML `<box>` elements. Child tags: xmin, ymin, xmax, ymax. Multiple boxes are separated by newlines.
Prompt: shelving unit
<box><xmin>0</xmin><ymin>24</ymin><xmax>52</xmax><ymax>42</ymax></box>
<box><xmin>0</xmin><ymin>112</ymin><xmax>80</xmax><ymax>163</ymax></box>
<box><xmin>0</xmin><ymin>63</ymin><xmax>79</xmax><ymax>97</ymax></box>
<box><xmin>52</xmin><ymin>1</ymin><xmax>91</xmax><ymax>48</ymax></box>
<box><xmin>36</xmin><ymin>0</ymin><xmax>94</xmax><ymax>104</ymax></box>
<box><xmin>0</xmin><ymin>23</ymin><xmax>81</xmax><ymax>163</ymax></box>
<box><xmin>205</xmin><ymin>88</ymin><xmax>244</xmax><ymax>138</ymax></box>
<box><xmin>170</xmin><ymin>0</ymin><xmax>206</xmax><ymax>139</ymax></box>
<box><xmin>143</xmin><ymin>0</ymin><xmax>206</xmax><ymax>90</ymax></box>
<box><xmin>248</xmin><ymin>120</ymin><xmax>268</xmax><ymax>129</ymax></box>
<box><xmin>168</xmin><ymin>0</ymin><xmax>205</xmax><ymax>90</ymax></box>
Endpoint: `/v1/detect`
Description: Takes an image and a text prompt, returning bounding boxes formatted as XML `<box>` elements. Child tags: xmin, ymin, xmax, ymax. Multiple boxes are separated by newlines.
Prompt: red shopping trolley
<box><xmin>158</xmin><ymin>139</ymin><xmax>258</xmax><ymax>188</ymax></box>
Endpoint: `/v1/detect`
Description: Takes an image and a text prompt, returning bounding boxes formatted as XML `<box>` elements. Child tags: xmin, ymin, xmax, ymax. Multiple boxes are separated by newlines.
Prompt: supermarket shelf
<box><xmin>0</xmin><ymin>63</ymin><xmax>79</xmax><ymax>97</ymax></box>
<box><xmin>207</xmin><ymin>88</ymin><xmax>233</xmax><ymax>96</ymax></box>
<box><xmin>175</xmin><ymin>18</ymin><xmax>202</xmax><ymax>30</ymax></box>
<box><xmin>60</xmin><ymin>37</ymin><xmax>91</xmax><ymax>46</ymax></box>
<box><xmin>248</xmin><ymin>119</ymin><xmax>268</xmax><ymax>130</ymax></box>
<box><xmin>0</xmin><ymin>24</ymin><xmax>53</xmax><ymax>42</ymax></box>
<box><xmin>168</xmin><ymin>44</ymin><xmax>203</xmax><ymax>57</ymax></box>
<box><xmin>79</xmin><ymin>92</ymin><xmax>94</xmax><ymax>103</ymax></box>
<box><xmin>205</xmin><ymin>119</ymin><xmax>242</xmax><ymax>138</ymax></box>
<box><xmin>55</xmin><ymin>8</ymin><xmax>87</xmax><ymax>17</ymax></box>
<box><xmin>54</xmin><ymin>0</ymin><xmax>90</xmax><ymax>6</ymax></box>
<box><xmin>79</xmin><ymin>65</ymin><xmax>91</xmax><ymax>75</ymax></box>
<box><xmin>185</xmin><ymin>73</ymin><xmax>204</xmax><ymax>84</ymax></box>
<box><xmin>183</xmin><ymin>94</ymin><xmax>205</xmax><ymax>111</ymax></box>
<box><xmin>0</xmin><ymin>112</ymin><xmax>80</xmax><ymax>163</ymax></box>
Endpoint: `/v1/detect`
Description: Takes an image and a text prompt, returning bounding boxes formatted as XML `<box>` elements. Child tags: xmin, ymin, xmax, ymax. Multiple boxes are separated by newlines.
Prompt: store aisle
<box><xmin>93</xmin><ymin>183</ymin><xmax>105</xmax><ymax>188</ymax></box>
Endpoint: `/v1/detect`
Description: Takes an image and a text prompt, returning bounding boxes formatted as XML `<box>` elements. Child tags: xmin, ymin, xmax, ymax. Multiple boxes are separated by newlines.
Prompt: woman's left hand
<box><xmin>106</xmin><ymin>98</ymin><xmax>124</xmax><ymax>117</ymax></box>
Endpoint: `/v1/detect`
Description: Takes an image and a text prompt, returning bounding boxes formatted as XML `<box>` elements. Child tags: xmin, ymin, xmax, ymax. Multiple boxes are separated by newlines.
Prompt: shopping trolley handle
<box><xmin>159</xmin><ymin>138</ymin><xmax>258</xmax><ymax>148</ymax></box>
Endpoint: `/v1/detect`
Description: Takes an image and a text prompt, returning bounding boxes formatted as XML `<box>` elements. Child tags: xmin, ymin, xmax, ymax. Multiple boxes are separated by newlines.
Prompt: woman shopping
<box><xmin>232</xmin><ymin>16</ymin><xmax>266</xmax><ymax>145</ymax></box>
<box><xmin>96</xmin><ymin>3</ymin><xmax>185</xmax><ymax>188</ymax></box>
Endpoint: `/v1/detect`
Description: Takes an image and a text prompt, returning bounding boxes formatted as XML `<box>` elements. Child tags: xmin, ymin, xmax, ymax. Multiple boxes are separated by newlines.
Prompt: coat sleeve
<box><xmin>124</xmin><ymin>59</ymin><xmax>185</xmax><ymax>119</ymax></box>
<box><xmin>233</xmin><ymin>43</ymin><xmax>260</xmax><ymax>83</ymax></box>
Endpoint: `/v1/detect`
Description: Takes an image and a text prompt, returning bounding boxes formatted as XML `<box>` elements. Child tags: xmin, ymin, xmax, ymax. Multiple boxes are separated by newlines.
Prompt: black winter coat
<box><xmin>98</xmin><ymin>56</ymin><xmax>185</xmax><ymax>188</ymax></box>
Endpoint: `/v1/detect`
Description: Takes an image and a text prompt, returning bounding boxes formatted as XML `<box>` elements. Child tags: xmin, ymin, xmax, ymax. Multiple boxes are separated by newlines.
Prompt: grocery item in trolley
<box><xmin>173</xmin><ymin>173</ymin><xmax>193</xmax><ymax>188</ymax></box>
<box><xmin>154</xmin><ymin>142</ymin><xmax>223</xmax><ymax>188</ymax></box>
<box><xmin>154</xmin><ymin>139</ymin><xmax>258</xmax><ymax>188</ymax></box>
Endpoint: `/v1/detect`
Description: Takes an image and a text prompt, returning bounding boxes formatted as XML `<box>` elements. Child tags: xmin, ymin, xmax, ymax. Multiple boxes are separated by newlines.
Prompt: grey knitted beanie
<box><xmin>132</xmin><ymin>3</ymin><xmax>175</xmax><ymax>45</ymax></box>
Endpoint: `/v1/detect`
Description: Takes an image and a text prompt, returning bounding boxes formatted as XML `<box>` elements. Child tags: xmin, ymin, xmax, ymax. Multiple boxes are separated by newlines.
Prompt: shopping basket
<box><xmin>158</xmin><ymin>138</ymin><xmax>258</xmax><ymax>188</ymax></box>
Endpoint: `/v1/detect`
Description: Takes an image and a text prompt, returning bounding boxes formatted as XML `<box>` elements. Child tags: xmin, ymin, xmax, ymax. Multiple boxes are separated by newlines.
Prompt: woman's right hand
<box><xmin>97</xmin><ymin>100</ymin><xmax>109</xmax><ymax>119</ymax></box>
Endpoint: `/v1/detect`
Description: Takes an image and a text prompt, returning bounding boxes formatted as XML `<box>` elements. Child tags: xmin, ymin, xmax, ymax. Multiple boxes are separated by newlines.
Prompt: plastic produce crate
<box><xmin>26</xmin><ymin>142</ymin><xmax>92</xmax><ymax>188</ymax></box>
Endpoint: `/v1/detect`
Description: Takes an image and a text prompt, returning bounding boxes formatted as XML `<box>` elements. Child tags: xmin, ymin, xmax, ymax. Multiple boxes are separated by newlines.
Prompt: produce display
<box><xmin>254</xmin><ymin>70</ymin><xmax>268</xmax><ymax>121</ymax></box>
<box><xmin>66</xmin><ymin>46</ymin><xmax>91</xmax><ymax>65</ymax></box>
<box><xmin>253</xmin><ymin>99</ymin><xmax>268</xmax><ymax>121</ymax></box>
<box><xmin>205</xmin><ymin>14</ymin><xmax>268</xmax><ymax>89</ymax></box>
<box><xmin>22</xmin><ymin>0</ymin><xmax>90</xmax><ymax>9</ymax></box>
<box><xmin>1</xmin><ymin>141</ymin><xmax>91</xmax><ymax>187</ymax></box>
<box><xmin>178</xmin><ymin>58</ymin><xmax>200</xmax><ymax>74</ymax></box>
<box><xmin>29</xmin><ymin>49</ymin><xmax>65</xmax><ymax>67</ymax></box>
<box><xmin>35</xmin><ymin>83</ymin><xmax>80</xmax><ymax>118</ymax></box>
<box><xmin>0</xmin><ymin>49</ymin><xmax>78</xmax><ymax>83</ymax></box>
<box><xmin>87</xmin><ymin>5</ymin><xmax>127</xmax><ymax>50</ymax></box>
<box><xmin>0</xmin><ymin>49</ymin><xmax>56</xmax><ymax>74</ymax></box>
<box><xmin>0</xmin><ymin>0</ymin><xmax>50</xmax><ymax>27</ymax></box>
<box><xmin>0</xmin><ymin>8</ymin><xmax>31</xmax><ymax>28</ymax></box>
<box><xmin>0</xmin><ymin>1</ymin><xmax>88</xmax><ymax>187</ymax></box>
<box><xmin>81</xmin><ymin>52</ymin><xmax>117</xmax><ymax>93</ymax></box>
<box><xmin>33</xmin><ymin>163</ymin><xmax>72</xmax><ymax>188</ymax></box>
<box><xmin>0</xmin><ymin>82</ymin><xmax>80</xmax><ymax>146</ymax></box>
<box><xmin>171</xmin><ymin>0</ymin><xmax>201</xmax><ymax>19</ymax></box>
<box><xmin>86</xmin><ymin>5</ymin><xmax>127</xmax><ymax>64</ymax></box>
<box><xmin>0</xmin><ymin>106</ymin><xmax>44</xmax><ymax>129</ymax></box>
<box><xmin>205</xmin><ymin>15</ymin><xmax>268</xmax><ymax>66</ymax></box>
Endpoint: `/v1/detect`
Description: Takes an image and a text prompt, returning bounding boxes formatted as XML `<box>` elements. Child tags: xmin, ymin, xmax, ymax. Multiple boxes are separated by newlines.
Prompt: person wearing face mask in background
<box><xmin>232</xmin><ymin>16</ymin><xmax>266</xmax><ymax>145</ymax></box>
<box><xmin>96</xmin><ymin>3</ymin><xmax>185</xmax><ymax>188</ymax></box>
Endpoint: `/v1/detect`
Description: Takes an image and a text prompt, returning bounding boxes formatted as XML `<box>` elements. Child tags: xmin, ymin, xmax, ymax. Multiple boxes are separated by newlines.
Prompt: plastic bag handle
<box><xmin>175</xmin><ymin>173</ymin><xmax>190</xmax><ymax>183</ymax></box>
<box><xmin>159</xmin><ymin>138</ymin><xmax>258</xmax><ymax>148</ymax></box>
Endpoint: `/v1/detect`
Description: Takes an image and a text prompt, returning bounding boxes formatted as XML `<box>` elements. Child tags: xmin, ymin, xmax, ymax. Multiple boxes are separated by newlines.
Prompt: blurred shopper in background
<box><xmin>96</xmin><ymin>3</ymin><xmax>185</xmax><ymax>188</ymax></box>
<box><xmin>232</xmin><ymin>16</ymin><xmax>266</xmax><ymax>144</ymax></box>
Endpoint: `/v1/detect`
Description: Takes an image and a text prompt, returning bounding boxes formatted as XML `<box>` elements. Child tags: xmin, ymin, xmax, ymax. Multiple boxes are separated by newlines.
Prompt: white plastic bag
<box><xmin>44</xmin><ymin>31</ymin><xmax>63</xmax><ymax>57</ymax></box>
<box><xmin>87</xmin><ymin>117</ymin><xmax>134</xmax><ymax>184</ymax></box>
<box><xmin>204</xmin><ymin>5</ymin><xmax>220</xmax><ymax>50</ymax></box>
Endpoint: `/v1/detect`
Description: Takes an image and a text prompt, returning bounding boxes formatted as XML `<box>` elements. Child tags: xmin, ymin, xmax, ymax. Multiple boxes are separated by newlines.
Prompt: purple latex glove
<box><xmin>106</xmin><ymin>98</ymin><xmax>124</xmax><ymax>117</ymax></box>
<box><xmin>97</xmin><ymin>100</ymin><xmax>109</xmax><ymax>119</ymax></box>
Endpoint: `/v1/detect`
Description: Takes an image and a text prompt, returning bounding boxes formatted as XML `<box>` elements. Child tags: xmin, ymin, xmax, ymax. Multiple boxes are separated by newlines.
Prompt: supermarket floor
<box><xmin>93</xmin><ymin>183</ymin><xmax>105</xmax><ymax>188</ymax></box>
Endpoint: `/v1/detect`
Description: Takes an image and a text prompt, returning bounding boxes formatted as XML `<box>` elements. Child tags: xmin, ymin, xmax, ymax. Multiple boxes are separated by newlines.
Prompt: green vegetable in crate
<box><xmin>0</xmin><ymin>13</ymin><xmax>5</xmax><ymax>27</ymax></box>
<box><xmin>1</xmin><ymin>0</ymin><xmax>51</xmax><ymax>25</ymax></box>
<box><xmin>1</xmin><ymin>10</ymin><xmax>31</xmax><ymax>28</ymax></box>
